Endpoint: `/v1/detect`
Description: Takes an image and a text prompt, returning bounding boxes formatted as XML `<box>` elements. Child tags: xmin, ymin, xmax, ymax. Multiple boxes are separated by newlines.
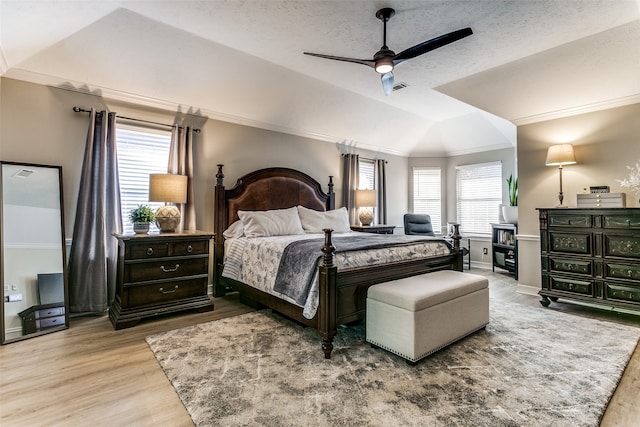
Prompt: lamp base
<box><xmin>155</xmin><ymin>205</ymin><xmax>181</xmax><ymax>232</ymax></box>
<box><xmin>359</xmin><ymin>208</ymin><xmax>373</xmax><ymax>226</ymax></box>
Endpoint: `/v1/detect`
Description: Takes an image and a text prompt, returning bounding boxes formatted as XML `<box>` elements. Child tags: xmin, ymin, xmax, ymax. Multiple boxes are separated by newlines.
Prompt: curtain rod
<box><xmin>72</xmin><ymin>107</ymin><xmax>201</xmax><ymax>133</ymax></box>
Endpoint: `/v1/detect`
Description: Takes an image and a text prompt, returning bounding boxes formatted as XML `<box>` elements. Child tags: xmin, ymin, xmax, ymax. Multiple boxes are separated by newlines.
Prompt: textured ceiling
<box><xmin>1</xmin><ymin>0</ymin><xmax>639</xmax><ymax>156</ymax></box>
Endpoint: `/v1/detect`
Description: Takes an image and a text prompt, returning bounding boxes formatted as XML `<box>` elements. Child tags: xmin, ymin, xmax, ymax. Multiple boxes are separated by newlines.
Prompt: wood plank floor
<box><xmin>1</xmin><ymin>270</ymin><xmax>638</xmax><ymax>426</ymax></box>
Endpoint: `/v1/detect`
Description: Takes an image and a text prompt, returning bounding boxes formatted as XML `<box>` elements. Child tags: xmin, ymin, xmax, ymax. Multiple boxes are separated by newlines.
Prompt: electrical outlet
<box><xmin>483</xmin><ymin>248</ymin><xmax>488</xmax><ymax>255</ymax></box>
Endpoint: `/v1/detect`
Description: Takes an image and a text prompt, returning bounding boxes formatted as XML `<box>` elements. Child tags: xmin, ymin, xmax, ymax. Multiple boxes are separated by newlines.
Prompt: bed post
<box><xmin>327</xmin><ymin>176</ymin><xmax>335</xmax><ymax>210</ymax></box>
<box><xmin>213</xmin><ymin>164</ymin><xmax>227</xmax><ymax>297</ymax></box>
<box><xmin>449</xmin><ymin>223</ymin><xmax>464</xmax><ymax>272</ymax></box>
<box><xmin>318</xmin><ymin>228</ymin><xmax>337</xmax><ymax>358</ymax></box>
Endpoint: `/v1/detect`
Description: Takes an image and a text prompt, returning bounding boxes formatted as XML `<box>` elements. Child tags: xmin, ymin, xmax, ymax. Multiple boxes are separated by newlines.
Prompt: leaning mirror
<box><xmin>1</xmin><ymin>161</ymin><xmax>68</xmax><ymax>344</ymax></box>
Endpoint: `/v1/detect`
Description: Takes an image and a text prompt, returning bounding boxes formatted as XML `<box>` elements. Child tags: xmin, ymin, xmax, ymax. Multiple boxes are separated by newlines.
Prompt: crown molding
<box><xmin>512</xmin><ymin>94</ymin><xmax>640</xmax><ymax>126</ymax></box>
<box><xmin>2</xmin><ymin>69</ymin><xmax>413</xmax><ymax>157</ymax></box>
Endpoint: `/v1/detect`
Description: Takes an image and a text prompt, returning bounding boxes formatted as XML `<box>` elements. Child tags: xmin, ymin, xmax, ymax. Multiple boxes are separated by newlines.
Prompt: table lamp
<box><xmin>355</xmin><ymin>189</ymin><xmax>376</xmax><ymax>226</ymax></box>
<box><xmin>545</xmin><ymin>144</ymin><xmax>576</xmax><ymax>208</ymax></box>
<box><xmin>149</xmin><ymin>173</ymin><xmax>188</xmax><ymax>232</ymax></box>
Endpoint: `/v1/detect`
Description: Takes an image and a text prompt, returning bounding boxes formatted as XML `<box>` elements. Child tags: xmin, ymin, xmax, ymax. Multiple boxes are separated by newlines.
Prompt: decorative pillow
<box><xmin>297</xmin><ymin>205</ymin><xmax>351</xmax><ymax>233</ymax></box>
<box><xmin>223</xmin><ymin>220</ymin><xmax>244</xmax><ymax>239</ymax></box>
<box><xmin>238</xmin><ymin>207</ymin><xmax>304</xmax><ymax>238</ymax></box>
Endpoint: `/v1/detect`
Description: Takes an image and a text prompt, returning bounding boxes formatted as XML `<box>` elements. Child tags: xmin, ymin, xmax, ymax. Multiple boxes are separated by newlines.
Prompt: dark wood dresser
<box><xmin>350</xmin><ymin>224</ymin><xmax>396</xmax><ymax>234</ymax></box>
<box><xmin>18</xmin><ymin>303</ymin><xmax>66</xmax><ymax>334</ymax></box>
<box><xmin>537</xmin><ymin>208</ymin><xmax>640</xmax><ymax>313</ymax></box>
<box><xmin>110</xmin><ymin>231</ymin><xmax>214</xmax><ymax>329</ymax></box>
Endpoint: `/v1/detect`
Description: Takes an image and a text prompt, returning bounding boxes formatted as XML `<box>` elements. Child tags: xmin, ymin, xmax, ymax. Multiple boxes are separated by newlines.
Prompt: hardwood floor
<box><xmin>1</xmin><ymin>270</ymin><xmax>638</xmax><ymax>426</ymax></box>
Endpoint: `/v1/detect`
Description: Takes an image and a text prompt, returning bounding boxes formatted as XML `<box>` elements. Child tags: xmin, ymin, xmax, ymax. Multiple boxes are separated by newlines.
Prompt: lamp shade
<box><xmin>355</xmin><ymin>189</ymin><xmax>376</xmax><ymax>207</ymax></box>
<box><xmin>149</xmin><ymin>174</ymin><xmax>187</xmax><ymax>203</ymax></box>
<box><xmin>545</xmin><ymin>144</ymin><xmax>577</xmax><ymax>166</ymax></box>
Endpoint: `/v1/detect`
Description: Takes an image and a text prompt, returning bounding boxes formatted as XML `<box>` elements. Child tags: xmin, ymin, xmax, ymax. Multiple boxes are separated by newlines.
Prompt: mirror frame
<box><xmin>1</xmin><ymin>161</ymin><xmax>69</xmax><ymax>344</ymax></box>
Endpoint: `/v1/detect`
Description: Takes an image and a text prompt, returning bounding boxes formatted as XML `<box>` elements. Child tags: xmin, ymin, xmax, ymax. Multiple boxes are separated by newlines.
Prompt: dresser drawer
<box><xmin>604</xmin><ymin>282</ymin><xmax>640</xmax><ymax>304</ymax></box>
<box><xmin>34</xmin><ymin>306</ymin><xmax>65</xmax><ymax>319</ymax></box>
<box><xmin>548</xmin><ymin>214</ymin><xmax>592</xmax><ymax>227</ymax></box>
<box><xmin>549</xmin><ymin>232</ymin><xmax>592</xmax><ymax>255</ymax></box>
<box><xmin>603</xmin><ymin>234</ymin><xmax>640</xmax><ymax>259</ymax></box>
<box><xmin>604</xmin><ymin>216</ymin><xmax>640</xmax><ymax>229</ymax></box>
<box><xmin>122</xmin><ymin>277</ymin><xmax>208</xmax><ymax>307</ymax></box>
<box><xmin>173</xmin><ymin>240</ymin><xmax>208</xmax><ymax>256</ymax></box>
<box><xmin>124</xmin><ymin>256</ymin><xmax>208</xmax><ymax>282</ymax></box>
<box><xmin>549</xmin><ymin>276</ymin><xmax>594</xmax><ymax>296</ymax></box>
<box><xmin>604</xmin><ymin>262</ymin><xmax>640</xmax><ymax>280</ymax></box>
<box><xmin>549</xmin><ymin>257</ymin><xmax>592</xmax><ymax>276</ymax></box>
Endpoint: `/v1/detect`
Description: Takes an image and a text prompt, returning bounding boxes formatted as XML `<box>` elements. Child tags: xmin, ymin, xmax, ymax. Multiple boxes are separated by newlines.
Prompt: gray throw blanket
<box><xmin>273</xmin><ymin>234</ymin><xmax>445</xmax><ymax>305</ymax></box>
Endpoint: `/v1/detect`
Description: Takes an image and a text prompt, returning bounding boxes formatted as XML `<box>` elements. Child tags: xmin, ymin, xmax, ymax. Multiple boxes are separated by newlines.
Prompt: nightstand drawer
<box><xmin>124</xmin><ymin>256</ymin><xmax>208</xmax><ymax>282</ymax></box>
<box><xmin>123</xmin><ymin>277</ymin><xmax>208</xmax><ymax>307</ymax></box>
<box><xmin>36</xmin><ymin>315</ymin><xmax>65</xmax><ymax>329</ymax></box>
<box><xmin>173</xmin><ymin>240</ymin><xmax>208</xmax><ymax>256</ymax></box>
<box><xmin>127</xmin><ymin>242</ymin><xmax>170</xmax><ymax>259</ymax></box>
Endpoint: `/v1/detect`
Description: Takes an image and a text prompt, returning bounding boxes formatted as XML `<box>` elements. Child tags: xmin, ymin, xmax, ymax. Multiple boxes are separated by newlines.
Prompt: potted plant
<box><xmin>129</xmin><ymin>204</ymin><xmax>155</xmax><ymax>234</ymax></box>
<box><xmin>502</xmin><ymin>174</ymin><xmax>518</xmax><ymax>224</ymax></box>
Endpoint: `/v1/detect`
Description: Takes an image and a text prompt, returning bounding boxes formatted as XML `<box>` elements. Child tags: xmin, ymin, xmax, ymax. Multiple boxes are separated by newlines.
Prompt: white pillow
<box><xmin>223</xmin><ymin>220</ymin><xmax>244</xmax><ymax>239</ymax></box>
<box><xmin>297</xmin><ymin>206</ymin><xmax>351</xmax><ymax>234</ymax></box>
<box><xmin>238</xmin><ymin>207</ymin><xmax>304</xmax><ymax>238</ymax></box>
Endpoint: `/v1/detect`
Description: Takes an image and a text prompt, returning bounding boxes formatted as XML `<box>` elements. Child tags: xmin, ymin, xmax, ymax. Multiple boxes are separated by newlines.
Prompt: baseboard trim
<box><xmin>517</xmin><ymin>284</ymin><xmax>539</xmax><ymax>296</ymax></box>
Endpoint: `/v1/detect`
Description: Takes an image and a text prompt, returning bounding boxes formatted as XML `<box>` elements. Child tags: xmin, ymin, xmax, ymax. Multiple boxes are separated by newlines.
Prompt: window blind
<box><xmin>116</xmin><ymin>127</ymin><xmax>171</xmax><ymax>234</ymax></box>
<box><xmin>412</xmin><ymin>167</ymin><xmax>441</xmax><ymax>233</ymax></box>
<box><xmin>359</xmin><ymin>159</ymin><xmax>375</xmax><ymax>190</ymax></box>
<box><xmin>456</xmin><ymin>161</ymin><xmax>502</xmax><ymax>235</ymax></box>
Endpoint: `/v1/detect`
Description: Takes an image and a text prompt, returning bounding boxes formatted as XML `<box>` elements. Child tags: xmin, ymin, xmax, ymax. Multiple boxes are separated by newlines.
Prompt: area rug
<box><xmin>146</xmin><ymin>301</ymin><xmax>639</xmax><ymax>427</ymax></box>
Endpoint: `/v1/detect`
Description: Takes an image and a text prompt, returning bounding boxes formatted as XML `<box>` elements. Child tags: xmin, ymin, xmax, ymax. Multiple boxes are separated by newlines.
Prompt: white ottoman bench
<box><xmin>366</xmin><ymin>270</ymin><xmax>489</xmax><ymax>364</ymax></box>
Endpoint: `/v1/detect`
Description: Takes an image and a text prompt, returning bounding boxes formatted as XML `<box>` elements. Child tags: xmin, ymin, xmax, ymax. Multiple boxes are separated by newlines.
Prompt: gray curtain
<box><xmin>375</xmin><ymin>159</ymin><xmax>387</xmax><ymax>225</ymax></box>
<box><xmin>342</xmin><ymin>153</ymin><xmax>360</xmax><ymax>225</ymax></box>
<box><xmin>168</xmin><ymin>126</ymin><xmax>196</xmax><ymax>231</ymax></box>
<box><xmin>68</xmin><ymin>109</ymin><xmax>122</xmax><ymax>313</ymax></box>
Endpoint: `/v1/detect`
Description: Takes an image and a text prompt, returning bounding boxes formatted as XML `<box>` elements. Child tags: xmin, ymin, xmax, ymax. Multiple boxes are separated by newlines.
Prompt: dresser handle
<box><xmin>628</xmin><ymin>270</ymin><xmax>634</xmax><ymax>278</ymax></box>
<box><xmin>567</xmin><ymin>264</ymin><xmax>574</xmax><ymax>270</ymax></box>
<box><xmin>159</xmin><ymin>285</ymin><xmax>179</xmax><ymax>294</ymax></box>
<box><xmin>161</xmin><ymin>264</ymin><xmax>180</xmax><ymax>273</ymax></box>
<box><xmin>147</xmin><ymin>247</ymin><xmax>154</xmax><ymax>256</ymax></box>
<box><xmin>187</xmin><ymin>245</ymin><xmax>193</xmax><ymax>253</ymax></box>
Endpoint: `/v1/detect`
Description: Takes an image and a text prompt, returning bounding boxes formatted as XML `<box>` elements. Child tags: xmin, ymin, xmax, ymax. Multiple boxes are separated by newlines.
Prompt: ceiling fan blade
<box><xmin>304</xmin><ymin>52</ymin><xmax>375</xmax><ymax>68</ymax></box>
<box><xmin>392</xmin><ymin>27</ymin><xmax>473</xmax><ymax>65</ymax></box>
<box><xmin>381</xmin><ymin>72</ymin><xmax>394</xmax><ymax>96</ymax></box>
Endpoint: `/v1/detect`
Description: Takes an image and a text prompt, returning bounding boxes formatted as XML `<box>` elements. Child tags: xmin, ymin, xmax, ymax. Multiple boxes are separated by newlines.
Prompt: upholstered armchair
<box><xmin>403</xmin><ymin>214</ymin><xmax>436</xmax><ymax>236</ymax></box>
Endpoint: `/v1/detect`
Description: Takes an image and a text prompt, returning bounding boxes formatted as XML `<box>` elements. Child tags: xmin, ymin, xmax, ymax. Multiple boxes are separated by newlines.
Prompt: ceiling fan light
<box><xmin>375</xmin><ymin>58</ymin><xmax>394</xmax><ymax>74</ymax></box>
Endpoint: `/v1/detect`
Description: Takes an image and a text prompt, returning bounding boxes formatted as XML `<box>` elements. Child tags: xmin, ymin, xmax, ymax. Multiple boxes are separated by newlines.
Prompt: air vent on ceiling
<box><xmin>393</xmin><ymin>82</ymin><xmax>409</xmax><ymax>92</ymax></box>
<box><xmin>12</xmin><ymin>168</ymin><xmax>34</xmax><ymax>179</ymax></box>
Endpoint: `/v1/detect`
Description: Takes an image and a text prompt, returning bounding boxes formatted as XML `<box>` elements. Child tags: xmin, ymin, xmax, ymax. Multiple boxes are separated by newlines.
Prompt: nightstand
<box><xmin>350</xmin><ymin>224</ymin><xmax>396</xmax><ymax>234</ymax></box>
<box><xmin>110</xmin><ymin>231</ymin><xmax>214</xmax><ymax>329</ymax></box>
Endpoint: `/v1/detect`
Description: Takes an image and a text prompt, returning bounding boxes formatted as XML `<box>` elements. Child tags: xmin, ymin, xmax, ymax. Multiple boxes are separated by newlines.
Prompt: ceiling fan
<box><xmin>304</xmin><ymin>8</ymin><xmax>473</xmax><ymax>96</ymax></box>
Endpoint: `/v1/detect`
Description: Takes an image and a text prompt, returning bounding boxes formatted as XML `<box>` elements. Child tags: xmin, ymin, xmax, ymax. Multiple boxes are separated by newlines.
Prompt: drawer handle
<box><xmin>161</xmin><ymin>264</ymin><xmax>180</xmax><ymax>273</ymax></box>
<box><xmin>628</xmin><ymin>270</ymin><xmax>634</xmax><ymax>278</ymax></box>
<box><xmin>159</xmin><ymin>285</ymin><xmax>179</xmax><ymax>294</ymax></box>
<box><xmin>567</xmin><ymin>264</ymin><xmax>574</xmax><ymax>270</ymax></box>
<box><xmin>187</xmin><ymin>245</ymin><xmax>193</xmax><ymax>253</ymax></box>
<box><xmin>147</xmin><ymin>247</ymin><xmax>154</xmax><ymax>256</ymax></box>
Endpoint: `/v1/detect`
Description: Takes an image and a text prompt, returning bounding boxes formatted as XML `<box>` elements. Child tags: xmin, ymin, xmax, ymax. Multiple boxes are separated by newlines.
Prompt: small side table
<box><xmin>350</xmin><ymin>224</ymin><xmax>396</xmax><ymax>235</ymax></box>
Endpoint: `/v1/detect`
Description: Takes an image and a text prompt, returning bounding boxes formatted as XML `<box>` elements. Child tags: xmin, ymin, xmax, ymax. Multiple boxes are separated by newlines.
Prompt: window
<box><xmin>116</xmin><ymin>126</ymin><xmax>171</xmax><ymax>233</ymax></box>
<box><xmin>412</xmin><ymin>167</ymin><xmax>441</xmax><ymax>233</ymax></box>
<box><xmin>359</xmin><ymin>159</ymin><xmax>375</xmax><ymax>190</ymax></box>
<box><xmin>456</xmin><ymin>161</ymin><xmax>502</xmax><ymax>235</ymax></box>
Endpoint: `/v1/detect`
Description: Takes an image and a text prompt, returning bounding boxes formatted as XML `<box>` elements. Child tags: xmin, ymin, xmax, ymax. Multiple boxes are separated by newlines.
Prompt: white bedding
<box><xmin>222</xmin><ymin>232</ymin><xmax>451</xmax><ymax>319</ymax></box>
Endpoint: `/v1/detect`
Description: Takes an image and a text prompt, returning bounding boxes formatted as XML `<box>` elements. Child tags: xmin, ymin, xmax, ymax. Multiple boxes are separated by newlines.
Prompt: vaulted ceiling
<box><xmin>1</xmin><ymin>1</ymin><xmax>639</xmax><ymax>156</ymax></box>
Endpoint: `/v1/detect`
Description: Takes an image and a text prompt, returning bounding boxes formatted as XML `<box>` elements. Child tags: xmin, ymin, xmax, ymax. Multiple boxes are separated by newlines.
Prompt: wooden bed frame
<box><xmin>213</xmin><ymin>165</ymin><xmax>463</xmax><ymax>358</ymax></box>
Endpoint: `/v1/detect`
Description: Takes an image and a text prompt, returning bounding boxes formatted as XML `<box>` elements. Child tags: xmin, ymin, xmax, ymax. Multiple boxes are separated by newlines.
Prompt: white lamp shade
<box><xmin>149</xmin><ymin>174</ymin><xmax>187</xmax><ymax>203</ymax></box>
<box><xmin>355</xmin><ymin>189</ymin><xmax>376</xmax><ymax>207</ymax></box>
<box><xmin>545</xmin><ymin>144</ymin><xmax>577</xmax><ymax>166</ymax></box>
